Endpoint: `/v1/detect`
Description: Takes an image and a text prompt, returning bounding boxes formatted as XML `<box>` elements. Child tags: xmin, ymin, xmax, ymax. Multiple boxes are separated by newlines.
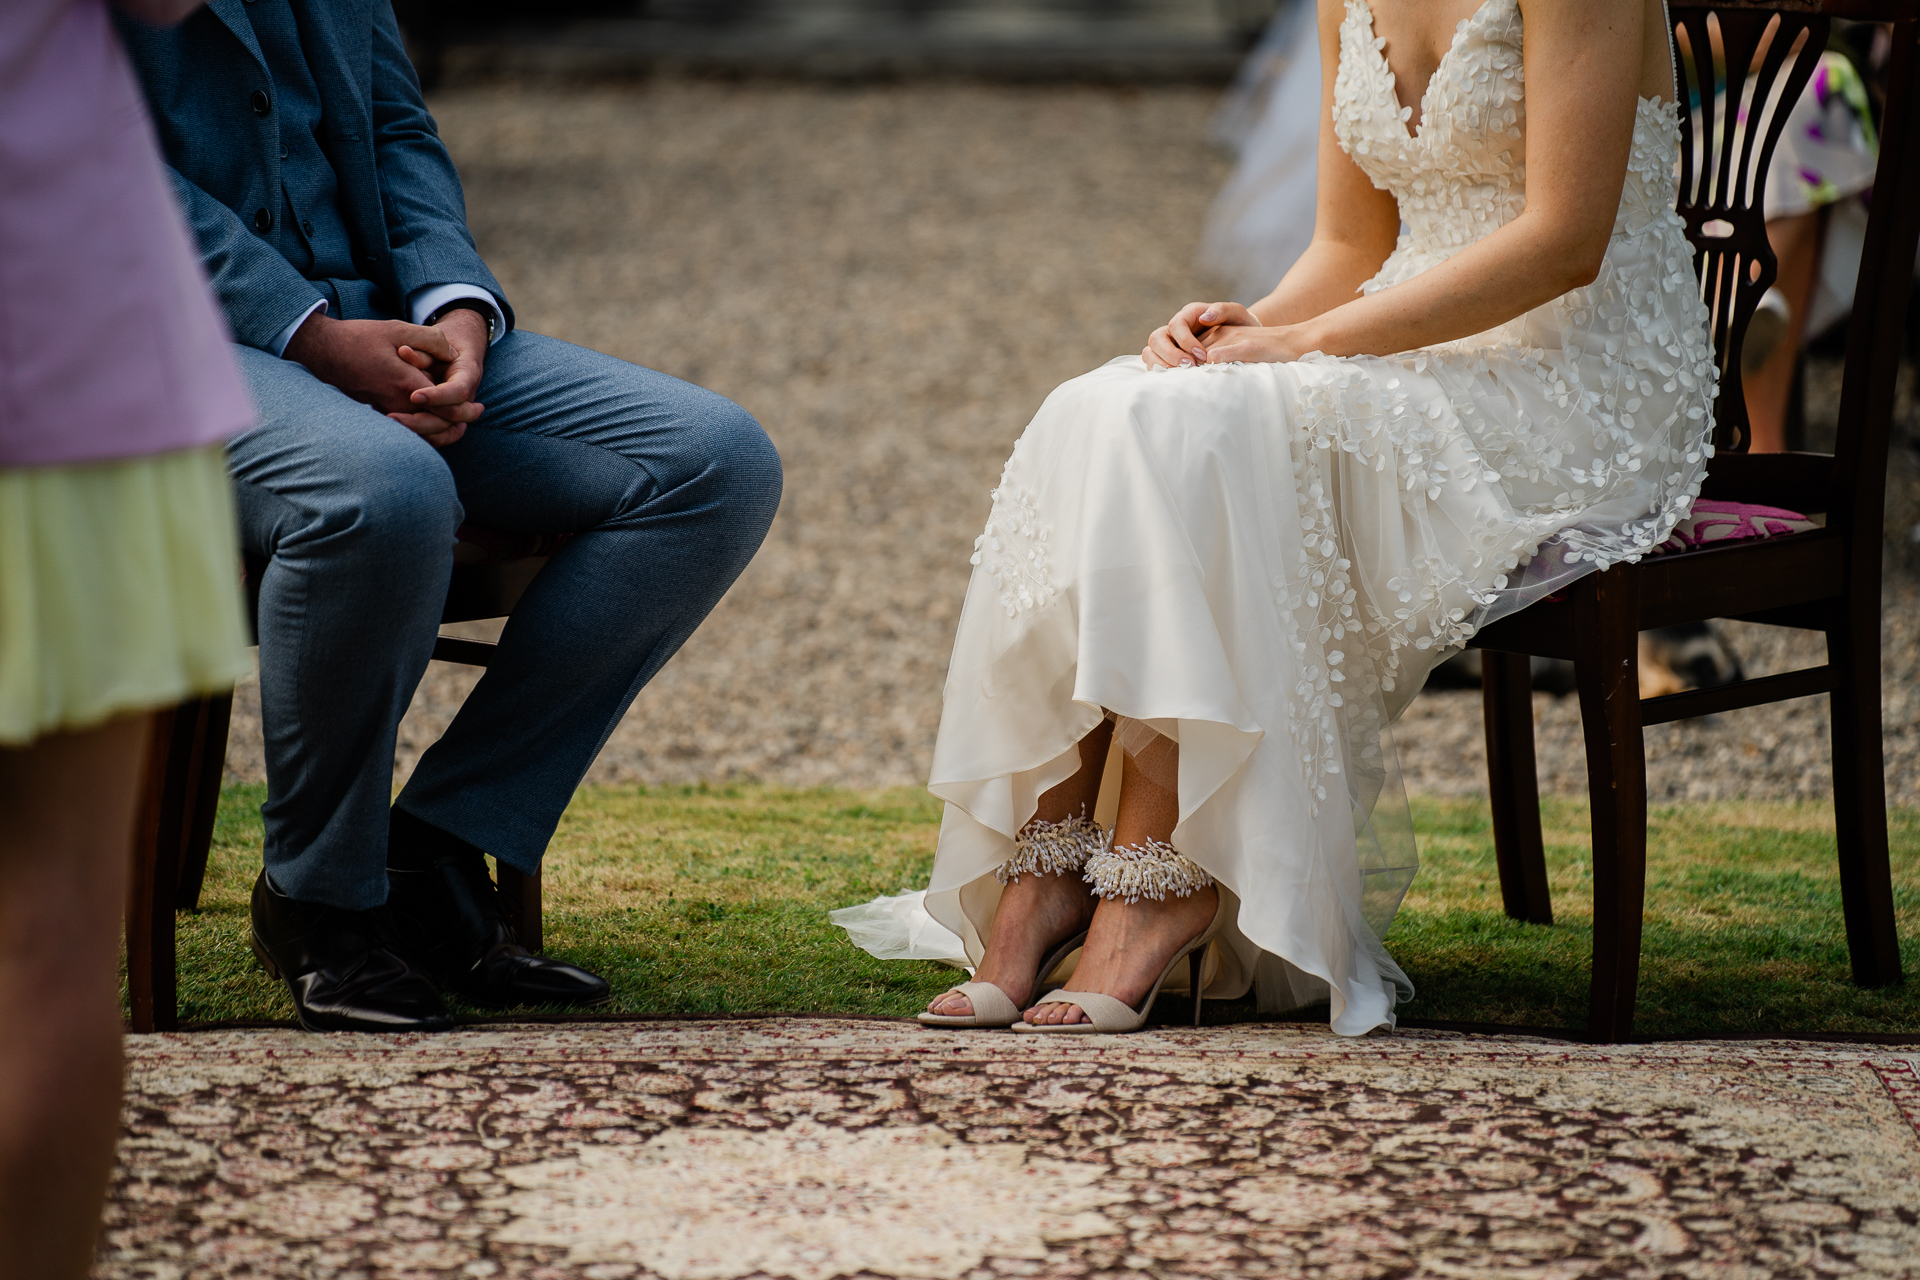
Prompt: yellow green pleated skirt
<box><xmin>0</xmin><ymin>445</ymin><xmax>252</xmax><ymax>746</ymax></box>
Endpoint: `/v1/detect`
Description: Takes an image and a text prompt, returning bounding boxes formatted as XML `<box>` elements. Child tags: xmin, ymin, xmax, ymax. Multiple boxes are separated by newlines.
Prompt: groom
<box><xmin>116</xmin><ymin>0</ymin><xmax>782</xmax><ymax>1031</ymax></box>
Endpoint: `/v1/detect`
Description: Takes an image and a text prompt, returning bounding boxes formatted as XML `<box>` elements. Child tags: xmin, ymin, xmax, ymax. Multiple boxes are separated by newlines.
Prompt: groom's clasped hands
<box><xmin>1143</xmin><ymin>298</ymin><xmax>1314</xmax><ymax>369</ymax></box>
<box><xmin>282</xmin><ymin>309</ymin><xmax>491</xmax><ymax>448</ymax></box>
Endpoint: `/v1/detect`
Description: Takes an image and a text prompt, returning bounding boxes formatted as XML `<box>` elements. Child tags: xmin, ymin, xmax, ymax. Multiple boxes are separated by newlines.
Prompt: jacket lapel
<box><xmin>202</xmin><ymin>0</ymin><xmax>268</xmax><ymax>73</ymax></box>
<box><xmin>294</xmin><ymin>0</ymin><xmax>373</xmax><ymax>138</ymax></box>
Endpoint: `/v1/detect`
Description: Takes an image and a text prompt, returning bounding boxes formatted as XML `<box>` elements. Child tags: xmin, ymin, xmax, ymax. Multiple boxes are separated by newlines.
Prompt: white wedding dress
<box><xmin>896</xmin><ymin>0</ymin><xmax>1718</xmax><ymax>1035</ymax></box>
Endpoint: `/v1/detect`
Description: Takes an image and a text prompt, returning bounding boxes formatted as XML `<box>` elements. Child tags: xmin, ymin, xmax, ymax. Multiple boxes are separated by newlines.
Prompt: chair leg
<box><xmin>1573</xmin><ymin>569</ymin><xmax>1647</xmax><ymax>1044</ymax></box>
<box><xmin>175</xmin><ymin>693</ymin><xmax>232</xmax><ymax>912</ymax></box>
<box><xmin>1827</xmin><ymin>612</ymin><xmax>1901</xmax><ymax>986</ymax></box>
<box><xmin>1482</xmin><ymin>649</ymin><xmax>1552</xmax><ymax>924</ymax></box>
<box><xmin>126</xmin><ymin>705</ymin><xmax>197</xmax><ymax>1033</ymax></box>
<box><xmin>496</xmin><ymin>863</ymin><xmax>543</xmax><ymax>954</ymax></box>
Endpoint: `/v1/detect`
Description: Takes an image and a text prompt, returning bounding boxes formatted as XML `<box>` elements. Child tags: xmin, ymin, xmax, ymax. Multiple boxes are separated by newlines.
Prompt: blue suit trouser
<box><xmin>227</xmin><ymin>331</ymin><xmax>782</xmax><ymax>910</ymax></box>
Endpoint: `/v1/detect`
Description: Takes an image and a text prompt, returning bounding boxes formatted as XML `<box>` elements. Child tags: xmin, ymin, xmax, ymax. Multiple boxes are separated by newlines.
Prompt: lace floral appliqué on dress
<box><xmin>913</xmin><ymin>0</ymin><xmax>1718</xmax><ymax>1036</ymax></box>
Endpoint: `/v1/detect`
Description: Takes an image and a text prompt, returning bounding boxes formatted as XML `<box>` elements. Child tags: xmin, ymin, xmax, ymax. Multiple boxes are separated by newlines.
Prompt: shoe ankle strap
<box><xmin>997</xmin><ymin>813</ymin><xmax>1107</xmax><ymax>885</ymax></box>
<box><xmin>1084</xmin><ymin>838</ymin><xmax>1213</xmax><ymax>903</ymax></box>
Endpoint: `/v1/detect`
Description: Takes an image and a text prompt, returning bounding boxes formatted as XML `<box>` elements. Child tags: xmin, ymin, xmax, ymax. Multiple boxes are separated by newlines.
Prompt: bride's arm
<box><xmin>1149</xmin><ymin>0</ymin><xmax>1396</xmax><ymax>367</ymax></box>
<box><xmin>1201</xmin><ymin>0</ymin><xmax>1650</xmax><ymax>365</ymax></box>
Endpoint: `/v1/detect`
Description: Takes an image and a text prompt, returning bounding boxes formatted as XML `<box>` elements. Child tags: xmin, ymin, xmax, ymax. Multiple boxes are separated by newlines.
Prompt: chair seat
<box><xmin>450</xmin><ymin>525</ymin><xmax>573</xmax><ymax>566</ymax></box>
<box><xmin>1647</xmin><ymin>499</ymin><xmax>1819</xmax><ymax>557</ymax></box>
<box><xmin>445</xmin><ymin>526</ymin><xmax>568</xmax><ymax>624</ymax></box>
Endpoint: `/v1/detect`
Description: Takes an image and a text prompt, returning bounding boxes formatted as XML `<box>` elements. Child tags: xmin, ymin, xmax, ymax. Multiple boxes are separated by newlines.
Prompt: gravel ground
<box><xmin>221</xmin><ymin>80</ymin><xmax>1920</xmax><ymax>806</ymax></box>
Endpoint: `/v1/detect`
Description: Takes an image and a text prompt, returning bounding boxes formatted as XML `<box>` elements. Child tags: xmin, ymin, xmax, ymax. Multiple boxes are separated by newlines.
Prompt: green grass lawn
<box><xmin>153</xmin><ymin>782</ymin><xmax>1920</xmax><ymax>1038</ymax></box>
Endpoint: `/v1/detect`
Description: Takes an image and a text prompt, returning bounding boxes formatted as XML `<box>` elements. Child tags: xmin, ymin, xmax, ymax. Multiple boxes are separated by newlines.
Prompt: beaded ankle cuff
<box><xmin>996</xmin><ymin>813</ymin><xmax>1106</xmax><ymax>885</ymax></box>
<box><xmin>1083</xmin><ymin>837</ymin><xmax>1214</xmax><ymax>903</ymax></box>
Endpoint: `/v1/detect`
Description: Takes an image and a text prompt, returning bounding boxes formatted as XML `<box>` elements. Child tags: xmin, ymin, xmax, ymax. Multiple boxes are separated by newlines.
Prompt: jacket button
<box><xmin>253</xmin><ymin>208</ymin><xmax>273</xmax><ymax>232</ymax></box>
<box><xmin>301</xmin><ymin>220</ymin><xmax>315</xmax><ymax>237</ymax></box>
<box><xmin>279</xmin><ymin>142</ymin><xmax>289</xmax><ymax>161</ymax></box>
<box><xmin>251</xmin><ymin>90</ymin><xmax>271</xmax><ymax>117</ymax></box>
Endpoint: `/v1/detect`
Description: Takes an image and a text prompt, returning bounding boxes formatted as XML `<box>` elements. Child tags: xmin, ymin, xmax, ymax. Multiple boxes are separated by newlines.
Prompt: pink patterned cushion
<box><xmin>1649</xmin><ymin>500</ymin><xmax>1817</xmax><ymax>556</ymax></box>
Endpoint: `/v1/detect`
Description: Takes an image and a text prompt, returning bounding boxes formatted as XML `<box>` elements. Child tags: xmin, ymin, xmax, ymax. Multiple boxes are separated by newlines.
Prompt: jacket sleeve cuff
<box><xmin>268</xmin><ymin>299</ymin><xmax>328</xmax><ymax>358</ymax></box>
<box><xmin>406</xmin><ymin>284</ymin><xmax>506</xmax><ymax>345</ymax></box>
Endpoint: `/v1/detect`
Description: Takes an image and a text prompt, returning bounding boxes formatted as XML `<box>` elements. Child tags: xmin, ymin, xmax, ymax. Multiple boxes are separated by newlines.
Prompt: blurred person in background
<box><xmin>0</xmin><ymin>0</ymin><xmax>255</xmax><ymax>1274</ymax></box>
<box><xmin>114</xmin><ymin>0</ymin><xmax>782</xmax><ymax>1034</ymax></box>
<box><xmin>1734</xmin><ymin>31</ymin><xmax>1882</xmax><ymax>452</ymax></box>
<box><xmin>1201</xmin><ymin>0</ymin><xmax>1324</xmax><ymax>303</ymax></box>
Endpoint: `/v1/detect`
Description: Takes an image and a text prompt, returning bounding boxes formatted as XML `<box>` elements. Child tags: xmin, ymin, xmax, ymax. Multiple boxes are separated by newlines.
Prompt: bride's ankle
<box><xmin>975</xmin><ymin>825</ymin><xmax>1105</xmax><ymax>1003</ymax></box>
<box><xmin>1000</xmin><ymin>811</ymin><xmax>1106</xmax><ymax>886</ymax></box>
<box><xmin>1083</xmin><ymin>836</ymin><xmax>1213</xmax><ymax>905</ymax></box>
<box><xmin>981</xmin><ymin>872</ymin><xmax>1095</xmax><ymax>973</ymax></box>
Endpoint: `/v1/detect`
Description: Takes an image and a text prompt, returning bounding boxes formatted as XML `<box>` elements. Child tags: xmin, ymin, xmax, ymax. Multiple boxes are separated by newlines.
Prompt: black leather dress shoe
<box><xmin>249</xmin><ymin>873</ymin><xmax>453</xmax><ymax>1033</ymax></box>
<box><xmin>387</xmin><ymin>853</ymin><xmax>611</xmax><ymax>1009</ymax></box>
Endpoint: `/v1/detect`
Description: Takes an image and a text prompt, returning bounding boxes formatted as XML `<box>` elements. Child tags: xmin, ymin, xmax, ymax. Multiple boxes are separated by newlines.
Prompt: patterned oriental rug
<box><xmin>102</xmin><ymin>1019</ymin><xmax>1920</xmax><ymax>1279</ymax></box>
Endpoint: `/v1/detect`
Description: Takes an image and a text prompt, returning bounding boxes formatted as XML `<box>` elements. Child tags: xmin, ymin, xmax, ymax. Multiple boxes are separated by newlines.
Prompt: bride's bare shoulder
<box><xmin>1516</xmin><ymin>0</ymin><xmax>1678</xmax><ymax>105</ymax></box>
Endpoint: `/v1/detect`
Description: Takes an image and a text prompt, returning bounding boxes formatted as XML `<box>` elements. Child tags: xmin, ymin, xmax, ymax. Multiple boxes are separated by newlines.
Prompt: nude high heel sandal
<box><xmin>916</xmin><ymin>929</ymin><xmax>1088</xmax><ymax>1028</ymax></box>
<box><xmin>1014</xmin><ymin>837</ymin><xmax>1225</xmax><ymax>1035</ymax></box>
<box><xmin>917</xmin><ymin>814</ymin><xmax>1104</xmax><ymax>1029</ymax></box>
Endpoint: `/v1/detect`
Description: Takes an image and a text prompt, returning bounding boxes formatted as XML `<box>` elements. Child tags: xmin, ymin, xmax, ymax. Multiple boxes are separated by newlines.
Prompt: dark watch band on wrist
<box><xmin>426</xmin><ymin>299</ymin><xmax>499</xmax><ymax>342</ymax></box>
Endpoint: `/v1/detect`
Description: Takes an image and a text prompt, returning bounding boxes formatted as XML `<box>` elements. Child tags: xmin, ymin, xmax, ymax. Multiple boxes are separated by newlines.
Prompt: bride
<box><xmin>917</xmin><ymin>0</ymin><xmax>1715</xmax><ymax>1034</ymax></box>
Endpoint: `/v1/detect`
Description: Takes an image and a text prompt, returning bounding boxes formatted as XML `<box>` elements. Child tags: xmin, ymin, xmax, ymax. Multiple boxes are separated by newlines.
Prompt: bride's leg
<box><xmin>925</xmin><ymin>720</ymin><xmax>1110</xmax><ymax>1017</ymax></box>
<box><xmin>1022</xmin><ymin>746</ymin><xmax>1219</xmax><ymax>1026</ymax></box>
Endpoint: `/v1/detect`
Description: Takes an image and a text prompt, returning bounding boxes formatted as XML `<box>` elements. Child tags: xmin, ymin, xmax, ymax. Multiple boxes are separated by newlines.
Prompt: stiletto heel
<box><xmin>1188</xmin><ymin>948</ymin><xmax>1204</xmax><ymax>1026</ymax></box>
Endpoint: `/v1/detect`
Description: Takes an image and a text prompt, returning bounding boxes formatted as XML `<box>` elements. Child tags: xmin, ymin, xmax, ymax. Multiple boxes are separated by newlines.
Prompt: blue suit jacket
<box><xmin>115</xmin><ymin>0</ymin><xmax>512</xmax><ymax>351</ymax></box>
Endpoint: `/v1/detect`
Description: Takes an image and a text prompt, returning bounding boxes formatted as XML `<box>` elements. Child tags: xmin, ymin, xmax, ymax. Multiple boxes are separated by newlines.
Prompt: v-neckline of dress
<box><xmin>1353</xmin><ymin>0</ymin><xmax>1507</xmax><ymax>141</ymax></box>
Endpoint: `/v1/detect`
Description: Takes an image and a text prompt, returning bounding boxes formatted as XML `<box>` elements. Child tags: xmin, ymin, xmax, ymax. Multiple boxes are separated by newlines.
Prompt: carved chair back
<box><xmin>1672</xmin><ymin>0</ymin><xmax>1920</xmax><ymax>549</ymax></box>
<box><xmin>1672</xmin><ymin>4</ymin><xmax>1829</xmax><ymax>451</ymax></box>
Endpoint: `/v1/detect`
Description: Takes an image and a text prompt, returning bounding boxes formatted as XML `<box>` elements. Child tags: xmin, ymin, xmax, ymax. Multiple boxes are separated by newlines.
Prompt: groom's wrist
<box><xmin>427</xmin><ymin>299</ymin><xmax>499</xmax><ymax>343</ymax></box>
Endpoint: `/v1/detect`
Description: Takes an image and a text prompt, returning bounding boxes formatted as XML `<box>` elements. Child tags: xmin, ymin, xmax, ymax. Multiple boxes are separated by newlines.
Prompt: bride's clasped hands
<box><xmin>1143</xmin><ymin>300</ymin><xmax>1319</xmax><ymax>369</ymax></box>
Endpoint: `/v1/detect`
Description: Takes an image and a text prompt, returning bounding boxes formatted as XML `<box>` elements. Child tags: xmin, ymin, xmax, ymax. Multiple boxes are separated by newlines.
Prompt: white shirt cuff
<box><xmin>269</xmin><ymin>299</ymin><xmax>328</xmax><ymax>358</ymax></box>
<box><xmin>406</xmin><ymin>284</ymin><xmax>506</xmax><ymax>344</ymax></box>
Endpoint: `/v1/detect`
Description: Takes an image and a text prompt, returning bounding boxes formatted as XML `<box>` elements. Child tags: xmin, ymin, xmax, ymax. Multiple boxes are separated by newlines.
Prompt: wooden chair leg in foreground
<box><xmin>127</xmin><ymin>704</ymin><xmax>194</xmax><ymax>1033</ymax></box>
<box><xmin>1827</xmin><ymin>606</ymin><xmax>1901</xmax><ymax>987</ymax></box>
<box><xmin>127</xmin><ymin>695</ymin><xmax>233</xmax><ymax>1033</ymax></box>
<box><xmin>172</xmin><ymin>693</ymin><xmax>232</xmax><ymax>914</ymax></box>
<box><xmin>1573</xmin><ymin>570</ymin><xmax>1649</xmax><ymax>1044</ymax></box>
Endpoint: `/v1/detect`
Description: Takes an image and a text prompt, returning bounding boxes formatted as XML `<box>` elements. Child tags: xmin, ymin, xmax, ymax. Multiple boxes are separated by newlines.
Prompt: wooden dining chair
<box><xmin>1468</xmin><ymin>0</ymin><xmax>1920</xmax><ymax>1042</ymax></box>
<box><xmin>126</xmin><ymin>529</ymin><xmax>563</xmax><ymax>1033</ymax></box>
